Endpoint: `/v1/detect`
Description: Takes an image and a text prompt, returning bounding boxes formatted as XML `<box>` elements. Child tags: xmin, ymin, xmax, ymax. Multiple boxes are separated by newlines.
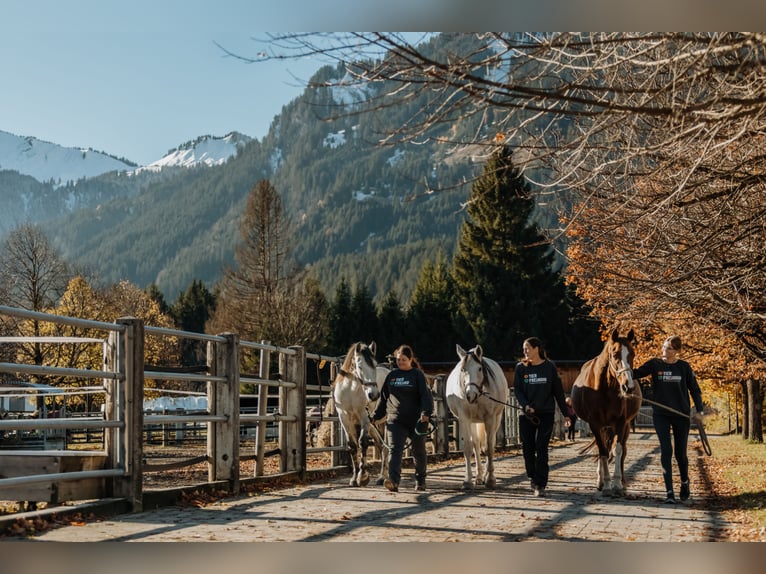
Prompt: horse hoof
<box><xmin>349</xmin><ymin>478</ymin><xmax>359</xmax><ymax>487</ymax></box>
<box><xmin>485</xmin><ymin>479</ymin><xmax>496</xmax><ymax>489</ymax></box>
<box><xmin>359</xmin><ymin>474</ymin><xmax>370</xmax><ymax>487</ymax></box>
<box><xmin>375</xmin><ymin>477</ymin><xmax>385</xmax><ymax>486</ymax></box>
<box><xmin>462</xmin><ymin>481</ymin><xmax>473</xmax><ymax>491</ymax></box>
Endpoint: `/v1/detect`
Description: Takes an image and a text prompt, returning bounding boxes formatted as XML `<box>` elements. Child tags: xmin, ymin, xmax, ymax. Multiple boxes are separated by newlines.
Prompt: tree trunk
<box><xmin>739</xmin><ymin>381</ymin><xmax>750</xmax><ymax>438</ymax></box>
<box><xmin>745</xmin><ymin>378</ymin><xmax>763</xmax><ymax>443</ymax></box>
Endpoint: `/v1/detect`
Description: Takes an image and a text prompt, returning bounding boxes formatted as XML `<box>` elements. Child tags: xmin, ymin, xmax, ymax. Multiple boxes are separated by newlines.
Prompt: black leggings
<box><xmin>519</xmin><ymin>412</ymin><xmax>555</xmax><ymax>489</ymax></box>
<box><xmin>652</xmin><ymin>412</ymin><xmax>691</xmax><ymax>492</ymax></box>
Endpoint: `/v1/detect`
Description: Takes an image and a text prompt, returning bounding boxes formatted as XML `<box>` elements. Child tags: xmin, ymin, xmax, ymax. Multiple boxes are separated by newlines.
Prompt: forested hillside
<box><xmin>14</xmin><ymin>34</ymin><xmax>556</xmax><ymax>306</ymax></box>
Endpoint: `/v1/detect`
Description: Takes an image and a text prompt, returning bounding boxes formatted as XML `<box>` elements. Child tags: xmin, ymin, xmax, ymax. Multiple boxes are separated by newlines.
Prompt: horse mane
<box><xmin>339</xmin><ymin>342</ymin><xmax>374</xmax><ymax>375</ymax></box>
<box><xmin>595</xmin><ymin>339</ymin><xmax>612</xmax><ymax>368</ymax></box>
<box><xmin>464</xmin><ymin>347</ymin><xmax>496</xmax><ymax>384</ymax></box>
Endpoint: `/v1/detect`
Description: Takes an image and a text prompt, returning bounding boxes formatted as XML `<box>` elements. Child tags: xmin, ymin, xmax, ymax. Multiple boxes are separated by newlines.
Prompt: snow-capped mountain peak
<box><xmin>0</xmin><ymin>129</ymin><xmax>254</xmax><ymax>184</ymax></box>
<box><xmin>0</xmin><ymin>129</ymin><xmax>135</xmax><ymax>184</ymax></box>
<box><xmin>143</xmin><ymin>132</ymin><xmax>252</xmax><ymax>170</ymax></box>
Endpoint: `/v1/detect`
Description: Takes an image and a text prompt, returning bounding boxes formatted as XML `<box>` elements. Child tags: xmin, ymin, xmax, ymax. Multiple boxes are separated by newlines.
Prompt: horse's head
<box><xmin>606</xmin><ymin>328</ymin><xmax>636</xmax><ymax>397</ymax></box>
<box><xmin>349</xmin><ymin>341</ymin><xmax>380</xmax><ymax>402</ymax></box>
<box><xmin>456</xmin><ymin>343</ymin><xmax>485</xmax><ymax>404</ymax></box>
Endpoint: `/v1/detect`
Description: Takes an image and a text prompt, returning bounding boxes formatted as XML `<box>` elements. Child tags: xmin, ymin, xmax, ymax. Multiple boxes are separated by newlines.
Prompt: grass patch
<box><xmin>703</xmin><ymin>434</ymin><xmax>766</xmax><ymax>538</ymax></box>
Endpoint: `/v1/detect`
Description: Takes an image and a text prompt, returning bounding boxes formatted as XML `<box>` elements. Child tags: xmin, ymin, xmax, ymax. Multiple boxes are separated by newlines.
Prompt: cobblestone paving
<box><xmin>29</xmin><ymin>431</ymin><xmax>731</xmax><ymax>542</ymax></box>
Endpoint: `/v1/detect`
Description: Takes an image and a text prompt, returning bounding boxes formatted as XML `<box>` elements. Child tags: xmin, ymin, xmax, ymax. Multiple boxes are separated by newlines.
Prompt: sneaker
<box><xmin>415</xmin><ymin>481</ymin><xmax>426</xmax><ymax>492</ymax></box>
<box><xmin>664</xmin><ymin>491</ymin><xmax>676</xmax><ymax>504</ymax></box>
<box><xmin>680</xmin><ymin>481</ymin><xmax>690</xmax><ymax>501</ymax></box>
<box><xmin>384</xmin><ymin>478</ymin><xmax>398</xmax><ymax>492</ymax></box>
<box><xmin>529</xmin><ymin>479</ymin><xmax>537</xmax><ymax>492</ymax></box>
<box><xmin>534</xmin><ymin>486</ymin><xmax>546</xmax><ymax>498</ymax></box>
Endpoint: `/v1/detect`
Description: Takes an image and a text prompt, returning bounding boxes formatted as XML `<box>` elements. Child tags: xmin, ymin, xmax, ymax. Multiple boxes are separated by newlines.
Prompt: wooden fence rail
<box><xmin>1</xmin><ymin>305</ymin><xmax>529</xmax><ymax>515</ymax></box>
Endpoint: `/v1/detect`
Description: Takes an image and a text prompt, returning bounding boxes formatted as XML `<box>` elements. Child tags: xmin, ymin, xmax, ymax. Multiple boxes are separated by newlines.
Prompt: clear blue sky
<box><xmin>0</xmin><ymin>1</ymin><xmax>334</xmax><ymax>166</ymax></box>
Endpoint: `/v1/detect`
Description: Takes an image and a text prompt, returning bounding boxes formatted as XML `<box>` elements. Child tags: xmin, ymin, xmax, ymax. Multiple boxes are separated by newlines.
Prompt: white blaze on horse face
<box><xmin>620</xmin><ymin>345</ymin><xmax>635</xmax><ymax>391</ymax></box>
<box><xmin>355</xmin><ymin>351</ymin><xmax>380</xmax><ymax>402</ymax></box>
<box><xmin>462</xmin><ymin>354</ymin><xmax>483</xmax><ymax>404</ymax></box>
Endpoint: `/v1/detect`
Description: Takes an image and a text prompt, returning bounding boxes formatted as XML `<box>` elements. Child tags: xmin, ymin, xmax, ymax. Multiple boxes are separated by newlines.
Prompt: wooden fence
<box><xmin>0</xmin><ymin>305</ymin><xmax>538</xmax><ymax>514</ymax></box>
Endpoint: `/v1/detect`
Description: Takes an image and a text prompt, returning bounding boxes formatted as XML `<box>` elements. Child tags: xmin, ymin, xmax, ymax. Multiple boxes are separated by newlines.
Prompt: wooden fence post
<box><xmin>329</xmin><ymin>360</ymin><xmax>346</xmax><ymax>467</ymax></box>
<box><xmin>433</xmin><ymin>375</ymin><xmax>450</xmax><ymax>457</ymax></box>
<box><xmin>207</xmin><ymin>333</ymin><xmax>240</xmax><ymax>493</ymax></box>
<box><xmin>254</xmin><ymin>343</ymin><xmax>271</xmax><ymax>477</ymax></box>
<box><xmin>279</xmin><ymin>346</ymin><xmax>306</xmax><ymax>478</ymax></box>
<box><xmin>107</xmin><ymin>317</ymin><xmax>144</xmax><ymax>512</ymax></box>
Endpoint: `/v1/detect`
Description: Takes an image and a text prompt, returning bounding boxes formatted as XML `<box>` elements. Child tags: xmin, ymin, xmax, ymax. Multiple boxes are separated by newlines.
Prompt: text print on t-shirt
<box><xmin>390</xmin><ymin>377</ymin><xmax>412</xmax><ymax>387</ymax></box>
<box><xmin>524</xmin><ymin>373</ymin><xmax>548</xmax><ymax>385</ymax></box>
<box><xmin>658</xmin><ymin>371</ymin><xmax>682</xmax><ymax>383</ymax></box>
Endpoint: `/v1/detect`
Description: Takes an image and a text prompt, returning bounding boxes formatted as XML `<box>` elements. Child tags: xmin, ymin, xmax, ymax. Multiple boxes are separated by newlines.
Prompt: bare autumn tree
<box><xmin>1</xmin><ymin>224</ymin><xmax>70</xmax><ymax>313</ymax></box>
<box><xmin>241</xmin><ymin>33</ymin><xmax>766</xmax><ymax>428</ymax></box>
<box><xmin>208</xmin><ymin>180</ymin><xmax>328</xmax><ymax>350</ymax></box>
<box><xmin>0</xmin><ymin>224</ymin><xmax>71</xmax><ymax>368</ymax></box>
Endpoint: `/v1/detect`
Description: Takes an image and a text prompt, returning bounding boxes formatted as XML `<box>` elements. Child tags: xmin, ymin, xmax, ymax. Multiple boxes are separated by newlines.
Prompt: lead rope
<box><xmin>364</xmin><ymin>410</ymin><xmax>424</xmax><ymax>451</ymax></box>
<box><xmin>631</xmin><ymin>394</ymin><xmax>712</xmax><ymax>456</ymax></box>
<box><xmin>366</xmin><ymin>406</ymin><xmax>393</xmax><ymax>450</ymax></box>
<box><xmin>479</xmin><ymin>390</ymin><xmax>540</xmax><ymax>425</ymax></box>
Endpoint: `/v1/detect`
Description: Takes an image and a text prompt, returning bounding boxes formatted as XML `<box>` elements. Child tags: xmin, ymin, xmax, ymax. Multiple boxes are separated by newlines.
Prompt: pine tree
<box><xmin>350</xmin><ymin>283</ymin><xmax>378</xmax><ymax>345</ymax></box>
<box><xmin>559</xmin><ymin>282</ymin><xmax>604</xmax><ymax>360</ymax></box>
<box><xmin>451</xmin><ymin>145</ymin><xmax>569</xmax><ymax>361</ymax></box>
<box><xmin>172</xmin><ymin>280</ymin><xmax>216</xmax><ymax>365</ymax></box>
<box><xmin>376</xmin><ymin>290</ymin><xmax>407</xmax><ymax>363</ymax></box>
<box><xmin>145</xmin><ymin>283</ymin><xmax>171</xmax><ymax>316</ymax></box>
<box><xmin>408</xmin><ymin>256</ymin><xmax>459</xmax><ymax>362</ymax></box>
<box><xmin>327</xmin><ymin>277</ymin><xmax>354</xmax><ymax>354</ymax></box>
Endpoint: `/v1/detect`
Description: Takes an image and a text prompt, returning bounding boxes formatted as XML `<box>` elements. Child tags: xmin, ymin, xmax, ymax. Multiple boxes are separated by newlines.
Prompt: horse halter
<box><xmin>461</xmin><ymin>352</ymin><xmax>485</xmax><ymax>404</ymax></box>
<box><xmin>341</xmin><ymin>352</ymin><xmax>379</xmax><ymax>401</ymax></box>
<box><xmin>608</xmin><ymin>344</ymin><xmax>635</xmax><ymax>395</ymax></box>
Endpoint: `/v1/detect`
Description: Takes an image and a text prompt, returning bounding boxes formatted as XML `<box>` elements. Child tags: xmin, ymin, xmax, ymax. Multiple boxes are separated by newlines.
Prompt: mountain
<box><xmin>2</xmin><ymin>35</ymin><xmax>540</xmax><ymax>305</ymax></box>
<box><xmin>0</xmin><ymin>129</ymin><xmax>252</xmax><ymax>182</ymax></box>
<box><xmin>141</xmin><ymin>132</ymin><xmax>253</xmax><ymax>170</ymax></box>
<box><xmin>0</xmin><ymin>131</ymin><xmax>254</xmax><ymax>236</ymax></box>
<box><xmin>42</xmin><ymin>75</ymin><xmax>478</xmax><ymax>302</ymax></box>
<box><xmin>0</xmin><ymin>129</ymin><xmax>135</xmax><ymax>184</ymax></box>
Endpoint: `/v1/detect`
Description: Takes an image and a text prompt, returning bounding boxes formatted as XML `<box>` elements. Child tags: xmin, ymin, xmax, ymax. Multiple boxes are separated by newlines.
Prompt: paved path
<box><xmin>26</xmin><ymin>431</ymin><xmax>733</xmax><ymax>542</ymax></box>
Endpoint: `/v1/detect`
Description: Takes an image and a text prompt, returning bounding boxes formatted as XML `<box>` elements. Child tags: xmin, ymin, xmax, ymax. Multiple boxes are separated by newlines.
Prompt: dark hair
<box><xmin>665</xmin><ymin>336</ymin><xmax>682</xmax><ymax>351</ymax></box>
<box><xmin>523</xmin><ymin>337</ymin><xmax>549</xmax><ymax>364</ymax></box>
<box><xmin>394</xmin><ymin>344</ymin><xmax>421</xmax><ymax>369</ymax></box>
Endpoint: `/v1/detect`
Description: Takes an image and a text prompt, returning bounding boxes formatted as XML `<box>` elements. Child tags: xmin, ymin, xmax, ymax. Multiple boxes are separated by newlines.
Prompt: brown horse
<box><xmin>571</xmin><ymin>328</ymin><xmax>642</xmax><ymax>496</ymax></box>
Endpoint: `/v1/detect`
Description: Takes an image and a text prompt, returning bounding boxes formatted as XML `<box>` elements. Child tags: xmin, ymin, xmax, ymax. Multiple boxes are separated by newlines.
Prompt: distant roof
<box><xmin>0</xmin><ymin>381</ymin><xmax>59</xmax><ymax>392</ymax></box>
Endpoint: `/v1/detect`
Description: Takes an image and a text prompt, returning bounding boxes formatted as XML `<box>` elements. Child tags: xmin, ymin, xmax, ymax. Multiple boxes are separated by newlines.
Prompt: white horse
<box><xmin>332</xmin><ymin>341</ymin><xmax>390</xmax><ymax>486</ymax></box>
<box><xmin>446</xmin><ymin>344</ymin><xmax>508</xmax><ymax>489</ymax></box>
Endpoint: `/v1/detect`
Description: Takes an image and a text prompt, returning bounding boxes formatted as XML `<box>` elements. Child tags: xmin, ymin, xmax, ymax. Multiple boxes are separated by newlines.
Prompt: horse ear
<box><xmin>474</xmin><ymin>345</ymin><xmax>483</xmax><ymax>360</ymax></box>
<box><xmin>611</xmin><ymin>328</ymin><xmax>620</xmax><ymax>342</ymax></box>
<box><xmin>369</xmin><ymin>341</ymin><xmax>376</xmax><ymax>356</ymax></box>
<box><xmin>456</xmin><ymin>344</ymin><xmax>467</xmax><ymax>359</ymax></box>
<box><xmin>626</xmin><ymin>330</ymin><xmax>635</xmax><ymax>342</ymax></box>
